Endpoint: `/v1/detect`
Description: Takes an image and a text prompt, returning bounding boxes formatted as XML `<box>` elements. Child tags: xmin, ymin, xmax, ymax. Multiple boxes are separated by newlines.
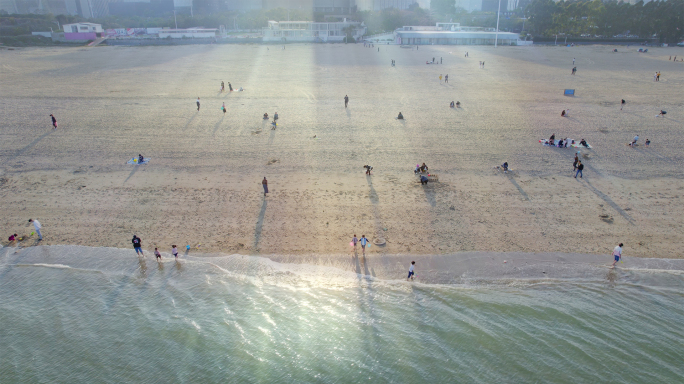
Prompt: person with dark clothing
<box><xmin>420</xmin><ymin>175</ymin><xmax>428</xmax><ymax>185</ymax></box>
<box><xmin>132</xmin><ymin>235</ymin><xmax>143</xmax><ymax>256</ymax></box>
<box><xmin>621</xmin><ymin>99</ymin><xmax>626</xmax><ymax>110</ymax></box>
<box><xmin>50</xmin><ymin>114</ymin><xmax>57</xmax><ymax>129</ymax></box>
<box><xmin>344</xmin><ymin>95</ymin><xmax>349</xmax><ymax>108</ymax></box>
<box><xmin>549</xmin><ymin>134</ymin><xmax>555</xmax><ymax>142</ymax></box>
<box><xmin>645</xmin><ymin>139</ymin><xmax>650</xmax><ymax>146</ymax></box>
<box><xmin>580</xmin><ymin>139</ymin><xmax>589</xmax><ymax>148</ymax></box>
<box><xmin>228</xmin><ymin>82</ymin><xmax>233</xmax><ymax>92</ymax></box>
<box><xmin>575</xmin><ymin>161</ymin><xmax>584</xmax><ymax>178</ymax></box>
<box><xmin>221</xmin><ymin>81</ymin><xmax>224</xmax><ymax>92</ymax></box>
<box><xmin>397</xmin><ymin>112</ymin><xmax>404</xmax><ymax>120</ymax></box>
<box><xmin>445</xmin><ymin>74</ymin><xmax>448</xmax><ymax>83</ymax></box>
<box><xmin>450</xmin><ymin>101</ymin><xmax>455</xmax><ymax>108</ymax></box>
<box><xmin>138</xmin><ymin>154</ymin><xmax>144</xmax><ymax>164</ymax></box>
<box><xmin>262</xmin><ymin>177</ymin><xmax>268</xmax><ymax>196</ymax></box>
<box><xmin>502</xmin><ymin>162</ymin><xmax>508</xmax><ymax>173</ymax></box>
<box><xmin>573</xmin><ymin>153</ymin><xmax>579</xmax><ymax>171</ymax></box>
<box><xmin>196</xmin><ymin>97</ymin><xmax>200</xmax><ymax>111</ymax></box>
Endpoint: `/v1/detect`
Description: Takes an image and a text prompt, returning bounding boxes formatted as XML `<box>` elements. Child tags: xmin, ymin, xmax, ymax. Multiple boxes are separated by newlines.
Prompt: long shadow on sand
<box><xmin>421</xmin><ymin>184</ymin><xmax>437</xmax><ymax>207</ymax></box>
<box><xmin>253</xmin><ymin>199</ymin><xmax>268</xmax><ymax>253</ymax></box>
<box><xmin>581</xmin><ymin>179</ymin><xmax>635</xmax><ymax>225</ymax></box>
<box><xmin>507</xmin><ymin>175</ymin><xmax>531</xmax><ymax>201</ymax></box>
<box><xmin>213</xmin><ymin>116</ymin><xmax>225</xmax><ymax>136</ymax></box>
<box><xmin>13</xmin><ymin>130</ymin><xmax>55</xmax><ymax>159</ymax></box>
<box><xmin>183</xmin><ymin>112</ymin><xmax>198</xmax><ymax>131</ymax></box>
<box><xmin>365</xmin><ymin>176</ymin><xmax>384</xmax><ymax>232</ymax></box>
<box><xmin>124</xmin><ymin>165</ymin><xmax>141</xmax><ymax>183</ymax></box>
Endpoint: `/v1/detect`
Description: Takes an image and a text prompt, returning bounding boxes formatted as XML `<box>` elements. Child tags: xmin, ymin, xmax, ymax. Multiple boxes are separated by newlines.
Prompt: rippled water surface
<box><xmin>1</xmin><ymin>246</ymin><xmax>683</xmax><ymax>383</ymax></box>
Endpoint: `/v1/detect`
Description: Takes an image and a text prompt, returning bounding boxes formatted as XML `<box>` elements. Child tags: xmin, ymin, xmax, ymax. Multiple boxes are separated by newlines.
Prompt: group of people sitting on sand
<box><xmin>544</xmin><ymin>134</ymin><xmax>589</xmax><ymax>148</ymax></box>
<box><xmin>450</xmin><ymin>101</ymin><xmax>461</xmax><ymax>108</ymax></box>
<box><xmin>414</xmin><ymin>163</ymin><xmax>429</xmax><ymax>174</ymax></box>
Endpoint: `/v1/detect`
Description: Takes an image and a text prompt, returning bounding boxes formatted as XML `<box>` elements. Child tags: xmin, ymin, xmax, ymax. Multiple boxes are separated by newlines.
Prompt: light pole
<box><xmin>495</xmin><ymin>0</ymin><xmax>501</xmax><ymax>47</ymax></box>
<box><xmin>174</xmin><ymin>10</ymin><xmax>178</xmax><ymax>29</ymax></box>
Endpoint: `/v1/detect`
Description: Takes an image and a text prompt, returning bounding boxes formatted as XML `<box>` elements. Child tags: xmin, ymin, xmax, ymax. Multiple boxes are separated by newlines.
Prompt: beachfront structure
<box><xmin>158</xmin><ymin>28</ymin><xmax>219</xmax><ymax>39</ymax></box>
<box><xmin>396</xmin><ymin>30</ymin><xmax>521</xmax><ymax>45</ymax></box>
<box><xmin>262</xmin><ymin>20</ymin><xmax>366</xmax><ymax>42</ymax></box>
<box><xmin>63</xmin><ymin>23</ymin><xmax>103</xmax><ymax>41</ymax></box>
<box><xmin>355</xmin><ymin>0</ymin><xmax>418</xmax><ymax>11</ymax></box>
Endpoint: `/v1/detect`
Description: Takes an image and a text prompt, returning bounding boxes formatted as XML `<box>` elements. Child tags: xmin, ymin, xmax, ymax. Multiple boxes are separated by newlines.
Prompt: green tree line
<box><xmin>525</xmin><ymin>0</ymin><xmax>683</xmax><ymax>43</ymax></box>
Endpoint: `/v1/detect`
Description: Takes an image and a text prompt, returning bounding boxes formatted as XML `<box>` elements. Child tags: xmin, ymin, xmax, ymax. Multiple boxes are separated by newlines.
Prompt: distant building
<box><xmin>395</xmin><ymin>22</ymin><xmax>520</xmax><ymax>45</ymax></box>
<box><xmin>63</xmin><ymin>22</ymin><xmax>103</xmax><ymax>41</ymax></box>
<box><xmin>263</xmin><ymin>20</ymin><xmax>366</xmax><ymax>42</ymax></box>
<box><xmin>313</xmin><ymin>0</ymin><xmax>355</xmax><ymax>14</ymax></box>
<box><xmin>225</xmin><ymin>0</ymin><xmax>262</xmax><ymax>10</ymax></box>
<box><xmin>356</xmin><ymin>0</ymin><xmax>418</xmax><ymax>11</ymax></box>
<box><xmin>158</xmin><ymin>28</ymin><xmax>218</xmax><ymax>38</ymax></box>
<box><xmin>109</xmin><ymin>0</ymin><xmax>174</xmax><ymax>16</ymax></box>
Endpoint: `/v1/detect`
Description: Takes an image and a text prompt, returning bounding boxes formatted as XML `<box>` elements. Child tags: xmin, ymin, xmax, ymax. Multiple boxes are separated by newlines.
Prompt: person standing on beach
<box><xmin>439</xmin><ymin>74</ymin><xmax>443</xmax><ymax>84</ymax></box>
<box><xmin>445</xmin><ymin>74</ymin><xmax>448</xmax><ymax>83</ymax></box>
<box><xmin>228</xmin><ymin>82</ymin><xmax>233</xmax><ymax>92</ymax></box>
<box><xmin>154</xmin><ymin>248</ymin><xmax>162</xmax><ymax>261</ymax></box>
<box><xmin>344</xmin><ymin>95</ymin><xmax>349</xmax><ymax>108</ymax></box>
<box><xmin>222</xmin><ymin>102</ymin><xmax>226</xmax><ymax>115</ymax></box>
<box><xmin>352</xmin><ymin>234</ymin><xmax>358</xmax><ymax>253</ymax></box>
<box><xmin>262</xmin><ymin>177</ymin><xmax>268</xmax><ymax>196</ymax></box>
<box><xmin>132</xmin><ymin>235</ymin><xmax>143</xmax><ymax>256</ymax></box>
<box><xmin>221</xmin><ymin>81</ymin><xmax>224</xmax><ymax>92</ymax></box>
<box><xmin>172</xmin><ymin>245</ymin><xmax>178</xmax><ymax>259</ymax></box>
<box><xmin>621</xmin><ymin>99</ymin><xmax>626</xmax><ymax>110</ymax></box>
<box><xmin>574</xmin><ymin>161</ymin><xmax>584</xmax><ymax>178</ymax></box>
<box><xmin>573</xmin><ymin>58</ymin><xmax>575</xmax><ymax>65</ymax></box>
<box><xmin>407</xmin><ymin>261</ymin><xmax>416</xmax><ymax>281</ymax></box>
<box><xmin>611</xmin><ymin>243</ymin><xmax>623</xmax><ymax>267</ymax></box>
<box><xmin>28</xmin><ymin>219</ymin><xmax>42</xmax><ymax>240</ymax></box>
<box><xmin>196</xmin><ymin>97</ymin><xmax>200</xmax><ymax>111</ymax></box>
<box><xmin>656</xmin><ymin>72</ymin><xmax>660</xmax><ymax>81</ymax></box>
<box><xmin>359</xmin><ymin>235</ymin><xmax>368</xmax><ymax>255</ymax></box>
<box><xmin>573</xmin><ymin>153</ymin><xmax>579</xmax><ymax>171</ymax></box>
<box><xmin>50</xmin><ymin>114</ymin><xmax>57</xmax><ymax>129</ymax></box>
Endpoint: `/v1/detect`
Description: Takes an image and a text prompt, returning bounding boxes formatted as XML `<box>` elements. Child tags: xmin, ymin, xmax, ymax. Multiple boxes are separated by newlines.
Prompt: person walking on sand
<box><xmin>50</xmin><ymin>114</ymin><xmax>57</xmax><ymax>129</ymax></box>
<box><xmin>154</xmin><ymin>247</ymin><xmax>162</xmax><ymax>261</ymax></box>
<box><xmin>344</xmin><ymin>95</ymin><xmax>349</xmax><ymax>108</ymax></box>
<box><xmin>228</xmin><ymin>82</ymin><xmax>233</xmax><ymax>92</ymax></box>
<box><xmin>196</xmin><ymin>97</ymin><xmax>200</xmax><ymax>111</ymax></box>
<box><xmin>132</xmin><ymin>235</ymin><xmax>143</xmax><ymax>256</ymax></box>
<box><xmin>445</xmin><ymin>74</ymin><xmax>448</xmax><ymax>83</ymax></box>
<box><xmin>621</xmin><ymin>99</ymin><xmax>625</xmax><ymax>110</ymax></box>
<box><xmin>359</xmin><ymin>235</ymin><xmax>368</xmax><ymax>255</ymax></box>
<box><xmin>439</xmin><ymin>74</ymin><xmax>443</xmax><ymax>84</ymax></box>
<box><xmin>28</xmin><ymin>219</ymin><xmax>42</xmax><ymax>240</ymax></box>
<box><xmin>352</xmin><ymin>234</ymin><xmax>358</xmax><ymax>253</ymax></box>
<box><xmin>573</xmin><ymin>153</ymin><xmax>579</xmax><ymax>171</ymax></box>
<box><xmin>611</xmin><ymin>243</ymin><xmax>623</xmax><ymax>267</ymax></box>
<box><xmin>222</xmin><ymin>102</ymin><xmax>226</xmax><ymax>115</ymax></box>
<box><xmin>407</xmin><ymin>261</ymin><xmax>416</xmax><ymax>281</ymax></box>
<box><xmin>573</xmin><ymin>57</ymin><xmax>575</xmax><ymax>65</ymax></box>
<box><xmin>262</xmin><ymin>177</ymin><xmax>268</xmax><ymax>196</ymax></box>
<box><xmin>221</xmin><ymin>81</ymin><xmax>225</xmax><ymax>92</ymax></box>
<box><xmin>574</xmin><ymin>161</ymin><xmax>584</xmax><ymax>179</ymax></box>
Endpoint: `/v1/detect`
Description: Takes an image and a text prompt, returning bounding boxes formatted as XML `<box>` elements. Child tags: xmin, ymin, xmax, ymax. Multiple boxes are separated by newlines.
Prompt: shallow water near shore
<box><xmin>1</xmin><ymin>245</ymin><xmax>683</xmax><ymax>383</ymax></box>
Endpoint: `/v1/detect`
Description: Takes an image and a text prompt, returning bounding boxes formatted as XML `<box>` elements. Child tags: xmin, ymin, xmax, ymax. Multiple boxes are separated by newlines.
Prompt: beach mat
<box><xmin>127</xmin><ymin>158</ymin><xmax>150</xmax><ymax>165</ymax></box>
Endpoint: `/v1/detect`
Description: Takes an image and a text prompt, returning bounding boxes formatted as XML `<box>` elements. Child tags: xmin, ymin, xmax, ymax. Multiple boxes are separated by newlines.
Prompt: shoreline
<box><xmin>4</xmin><ymin>244</ymin><xmax>684</xmax><ymax>284</ymax></box>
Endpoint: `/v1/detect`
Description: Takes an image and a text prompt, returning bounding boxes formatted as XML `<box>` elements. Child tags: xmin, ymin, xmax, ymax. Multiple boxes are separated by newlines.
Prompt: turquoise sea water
<box><xmin>1</xmin><ymin>246</ymin><xmax>683</xmax><ymax>383</ymax></box>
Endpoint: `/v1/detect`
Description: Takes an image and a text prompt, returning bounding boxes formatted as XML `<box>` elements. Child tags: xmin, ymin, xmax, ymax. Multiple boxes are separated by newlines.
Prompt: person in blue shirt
<box><xmin>359</xmin><ymin>235</ymin><xmax>368</xmax><ymax>255</ymax></box>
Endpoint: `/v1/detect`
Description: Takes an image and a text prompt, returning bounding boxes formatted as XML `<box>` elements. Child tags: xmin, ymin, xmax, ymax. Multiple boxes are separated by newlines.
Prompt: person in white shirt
<box><xmin>28</xmin><ymin>219</ymin><xmax>42</xmax><ymax>240</ymax></box>
<box><xmin>407</xmin><ymin>261</ymin><xmax>416</xmax><ymax>281</ymax></box>
<box><xmin>612</xmin><ymin>243</ymin><xmax>623</xmax><ymax>267</ymax></box>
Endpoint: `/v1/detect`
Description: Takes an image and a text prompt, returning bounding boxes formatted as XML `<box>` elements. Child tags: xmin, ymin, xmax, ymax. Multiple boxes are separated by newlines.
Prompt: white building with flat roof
<box><xmin>63</xmin><ymin>23</ymin><xmax>104</xmax><ymax>34</ymax></box>
<box><xmin>262</xmin><ymin>20</ymin><xmax>366</xmax><ymax>42</ymax></box>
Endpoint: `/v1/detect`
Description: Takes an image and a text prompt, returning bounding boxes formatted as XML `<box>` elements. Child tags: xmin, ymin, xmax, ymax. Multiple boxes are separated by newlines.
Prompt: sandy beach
<box><xmin>0</xmin><ymin>43</ymin><xmax>682</xmax><ymax>258</ymax></box>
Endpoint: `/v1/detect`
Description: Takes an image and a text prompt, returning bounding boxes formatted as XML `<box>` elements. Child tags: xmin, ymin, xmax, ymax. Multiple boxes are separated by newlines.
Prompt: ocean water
<box><xmin>1</xmin><ymin>246</ymin><xmax>683</xmax><ymax>383</ymax></box>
